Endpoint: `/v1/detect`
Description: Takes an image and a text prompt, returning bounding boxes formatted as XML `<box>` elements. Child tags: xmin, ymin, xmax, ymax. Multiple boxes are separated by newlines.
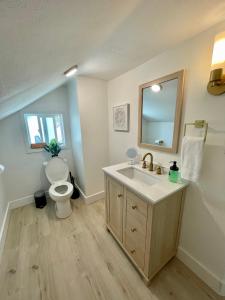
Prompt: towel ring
<box><xmin>184</xmin><ymin>120</ymin><xmax>208</xmax><ymax>142</ymax></box>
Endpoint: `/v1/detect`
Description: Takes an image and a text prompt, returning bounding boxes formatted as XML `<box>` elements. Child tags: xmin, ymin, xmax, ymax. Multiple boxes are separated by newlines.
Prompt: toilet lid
<box><xmin>45</xmin><ymin>157</ymin><xmax>69</xmax><ymax>184</ymax></box>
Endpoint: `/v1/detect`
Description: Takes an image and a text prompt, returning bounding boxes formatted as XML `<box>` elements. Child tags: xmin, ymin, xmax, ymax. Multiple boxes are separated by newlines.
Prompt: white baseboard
<box><xmin>84</xmin><ymin>191</ymin><xmax>105</xmax><ymax>204</ymax></box>
<box><xmin>77</xmin><ymin>186</ymin><xmax>105</xmax><ymax>204</ymax></box>
<box><xmin>0</xmin><ymin>203</ymin><xmax>11</xmax><ymax>260</ymax></box>
<box><xmin>9</xmin><ymin>194</ymin><xmax>34</xmax><ymax>209</ymax></box>
<box><xmin>177</xmin><ymin>246</ymin><xmax>225</xmax><ymax>296</ymax></box>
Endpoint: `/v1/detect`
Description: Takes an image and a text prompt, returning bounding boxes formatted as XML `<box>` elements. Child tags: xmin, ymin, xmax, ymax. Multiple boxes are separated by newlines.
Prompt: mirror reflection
<box><xmin>141</xmin><ymin>78</ymin><xmax>178</xmax><ymax>148</ymax></box>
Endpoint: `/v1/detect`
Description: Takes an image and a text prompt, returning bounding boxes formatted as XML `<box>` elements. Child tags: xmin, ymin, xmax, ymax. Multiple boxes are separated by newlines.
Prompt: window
<box><xmin>24</xmin><ymin>113</ymin><xmax>65</xmax><ymax>149</ymax></box>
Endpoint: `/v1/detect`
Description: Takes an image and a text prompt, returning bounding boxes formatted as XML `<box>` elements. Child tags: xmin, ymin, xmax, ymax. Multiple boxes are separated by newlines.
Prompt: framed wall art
<box><xmin>113</xmin><ymin>103</ymin><xmax>130</xmax><ymax>132</ymax></box>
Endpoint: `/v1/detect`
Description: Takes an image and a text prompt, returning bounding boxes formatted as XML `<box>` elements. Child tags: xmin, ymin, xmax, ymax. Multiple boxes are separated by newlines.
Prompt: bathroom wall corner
<box><xmin>67</xmin><ymin>76</ymin><xmax>109</xmax><ymax>197</ymax></box>
<box><xmin>76</xmin><ymin>184</ymin><xmax>105</xmax><ymax>205</ymax></box>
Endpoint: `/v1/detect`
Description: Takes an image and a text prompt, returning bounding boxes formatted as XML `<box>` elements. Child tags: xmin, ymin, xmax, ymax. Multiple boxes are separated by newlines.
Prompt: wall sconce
<box><xmin>207</xmin><ymin>31</ymin><xmax>225</xmax><ymax>95</ymax></box>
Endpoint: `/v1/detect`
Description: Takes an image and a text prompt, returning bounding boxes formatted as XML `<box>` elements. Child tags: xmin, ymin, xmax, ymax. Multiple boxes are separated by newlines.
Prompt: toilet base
<box><xmin>55</xmin><ymin>199</ymin><xmax>72</xmax><ymax>218</ymax></box>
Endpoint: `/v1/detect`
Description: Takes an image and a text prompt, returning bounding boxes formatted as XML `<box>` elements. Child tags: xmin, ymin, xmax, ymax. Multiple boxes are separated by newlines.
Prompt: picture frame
<box><xmin>113</xmin><ymin>103</ymin><xmax>130</xmax><ymax>131</ymax></box>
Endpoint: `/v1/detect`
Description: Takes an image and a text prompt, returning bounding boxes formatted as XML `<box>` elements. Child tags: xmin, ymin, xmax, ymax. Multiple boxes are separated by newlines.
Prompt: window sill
<box><xmin>25</xmin><ymin>145</ymin><xmax>68</xmax><ymax>154</ymax></box>
<box><xmin>31</xmin><ymin>143</ymin><xmax>46</xmax><ymax>149</ymax></box>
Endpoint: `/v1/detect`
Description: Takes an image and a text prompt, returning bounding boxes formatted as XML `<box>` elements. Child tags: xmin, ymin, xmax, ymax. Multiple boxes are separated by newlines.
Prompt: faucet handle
<box><xmin>142</xmin><ymin>160</ymin><xmax>147</xmax><ymax>169</ymax></box>
<box><xmin>155</xmin><ymin>165</ymin><xmax>164</xmax><ymax>175</ymax></box>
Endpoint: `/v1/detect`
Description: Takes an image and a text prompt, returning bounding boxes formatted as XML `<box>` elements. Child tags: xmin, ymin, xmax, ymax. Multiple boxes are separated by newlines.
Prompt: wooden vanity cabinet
<box><xmin>107</xmin><ymin>177</ymin><xmax>124</xmax><ymax>242</ymax></box>
<box><xmin>105</xmin><ymin>175</ymin><xmax>185</xmax><ymax>284</ymax></box>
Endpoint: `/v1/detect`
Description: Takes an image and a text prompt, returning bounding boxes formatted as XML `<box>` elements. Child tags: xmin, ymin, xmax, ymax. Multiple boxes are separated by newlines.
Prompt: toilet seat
<box><xmin>45</xmin><ymin>157</ymin><xmax>69</xmax><ymax>184</ymax></box>
<box><xmin>49</xmin><ymin>181</ymin><xmax>73</xmax><ymax>201</ymax></box>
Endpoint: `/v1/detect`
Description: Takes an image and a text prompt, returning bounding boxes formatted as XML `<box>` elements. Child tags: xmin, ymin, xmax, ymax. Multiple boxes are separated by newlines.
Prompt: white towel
<box><xmin>181</xmin><ymin>136</ymin><xmax>204</xmax><ymax>182</ymax></box>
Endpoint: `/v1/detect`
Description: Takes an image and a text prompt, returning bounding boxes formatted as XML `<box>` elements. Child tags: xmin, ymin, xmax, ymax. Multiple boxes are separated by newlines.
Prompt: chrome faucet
<box><xmin>142</xmin><ymin>152</ymin><xmax>154</xmax><ymax>171</ymax></box>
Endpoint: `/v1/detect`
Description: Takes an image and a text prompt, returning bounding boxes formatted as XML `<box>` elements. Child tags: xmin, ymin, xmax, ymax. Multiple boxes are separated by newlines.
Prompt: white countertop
<box><xmin>103</xmin><ymin>162</ymin><xmax>188</xmax><ymax>204</ymax></box>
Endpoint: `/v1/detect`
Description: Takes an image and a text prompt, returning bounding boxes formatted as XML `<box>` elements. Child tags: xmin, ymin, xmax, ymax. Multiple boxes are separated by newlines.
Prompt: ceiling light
<box><xmin>151</xmin><ymin>84</ymin><xmax>161</xmax><ymax>93</ymax></box>
<box><xmin>64</xmin><ymin>65</ymin><xmax>78</xmax><ymax>77</ymax></box>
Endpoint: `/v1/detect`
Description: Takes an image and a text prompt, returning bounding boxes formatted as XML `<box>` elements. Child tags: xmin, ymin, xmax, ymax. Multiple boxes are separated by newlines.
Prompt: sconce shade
<box><xmin>211</xmin><ymin>31</ymin><xmax>225</xmax><ymax>68</ymax></box>
<box><xmin>207</xmin><ymin>31</ymin><xmax>225</xmax><ymax>95</ymax></box>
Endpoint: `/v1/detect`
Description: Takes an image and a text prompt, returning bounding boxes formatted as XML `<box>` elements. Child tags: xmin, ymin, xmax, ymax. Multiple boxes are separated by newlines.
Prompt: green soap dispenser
<box><xmin>169</xmin><ymin>161</ymin><xmax>179</xmax><ymax>183</ymax></box>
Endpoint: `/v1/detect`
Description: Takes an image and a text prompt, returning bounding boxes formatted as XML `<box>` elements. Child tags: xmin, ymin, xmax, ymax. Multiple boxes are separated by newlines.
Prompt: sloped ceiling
<box><xmin>0</xmin><ymin>0</ymin><xmax>225</xmax><ymax>119</ymax></box>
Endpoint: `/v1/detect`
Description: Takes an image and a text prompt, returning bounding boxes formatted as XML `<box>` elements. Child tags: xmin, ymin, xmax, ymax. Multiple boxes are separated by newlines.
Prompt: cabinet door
<box><xmin>108</xmin><ymin>177</ymin><xmax>123</xmax><ymax>242</ymax></box>
<box><xmin>124</xmin><ymin>190</ymin><xmax>148</xmax><ymax>270</ymax></box>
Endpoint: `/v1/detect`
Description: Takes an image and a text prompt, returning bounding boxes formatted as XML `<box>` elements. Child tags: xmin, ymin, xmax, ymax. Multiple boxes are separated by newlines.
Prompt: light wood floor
<box><xmin>0</xmin><ymin>199</ymin><xmax>223</xmax><ymax>300</ymax></box>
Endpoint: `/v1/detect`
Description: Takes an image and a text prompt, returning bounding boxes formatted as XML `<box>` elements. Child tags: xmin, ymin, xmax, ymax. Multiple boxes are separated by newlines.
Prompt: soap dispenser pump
<box><xmin>169</xmin><ymin>161</ymin><xmax>179</xmax><ymax>183</ymax></box>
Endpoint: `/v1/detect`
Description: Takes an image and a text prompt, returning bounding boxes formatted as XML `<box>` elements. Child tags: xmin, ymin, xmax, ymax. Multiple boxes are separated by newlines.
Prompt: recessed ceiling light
<box><xmin>151</xmin><ymin>84</ymin><xmax>162</xmax><ymax>93</ymax></box>
<box><xmin>64</xmin><ymin>65</ymin><xmax>78</xmax><ymax>77</ymax></box>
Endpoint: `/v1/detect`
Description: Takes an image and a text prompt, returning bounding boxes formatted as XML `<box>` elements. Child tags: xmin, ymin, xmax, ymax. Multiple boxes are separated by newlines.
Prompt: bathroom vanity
<box><xmin>103</xmin><ymin>163</ymin><xmax>187</xmax><ymax>285</ymax></box>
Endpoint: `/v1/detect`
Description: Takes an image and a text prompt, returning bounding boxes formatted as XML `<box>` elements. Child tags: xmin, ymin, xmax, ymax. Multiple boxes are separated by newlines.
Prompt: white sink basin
<box><xmin>117</xmin><ymin>167</ymin><xmax>159</xmax><ymax>186</ymax></box>
<box><xmin>103</xmin><ymin>162</ymin><xmax>188</xmax><ymax>204</ymax></box>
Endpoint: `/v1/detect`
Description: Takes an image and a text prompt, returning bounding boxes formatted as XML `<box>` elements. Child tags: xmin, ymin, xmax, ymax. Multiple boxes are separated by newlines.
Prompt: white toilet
<box><xmin>44</xmin><ymin>157</ymin><xmax>73</xmax><ymax>218</ymax></box>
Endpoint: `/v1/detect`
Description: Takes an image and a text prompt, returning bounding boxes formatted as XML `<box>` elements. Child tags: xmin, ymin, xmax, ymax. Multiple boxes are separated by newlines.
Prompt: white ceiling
<box><xmin>0</xmin><ymin>0</ymin><xmax>225</xmax><ymax>118</ymax></box>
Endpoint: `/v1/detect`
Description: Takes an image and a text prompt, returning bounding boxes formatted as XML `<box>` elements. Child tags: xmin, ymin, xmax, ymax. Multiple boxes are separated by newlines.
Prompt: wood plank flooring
<box><xmin>0</xmin><ymin>199</ymin><xmax>223</xmax><ymax>300</ymax></box>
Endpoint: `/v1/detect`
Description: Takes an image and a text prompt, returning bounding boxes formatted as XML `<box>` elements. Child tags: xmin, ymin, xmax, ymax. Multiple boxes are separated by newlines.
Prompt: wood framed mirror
<box><xmin>138</xmin><ymin>70</ymin><xmax>184</xmax><ymax>153</ymax></box>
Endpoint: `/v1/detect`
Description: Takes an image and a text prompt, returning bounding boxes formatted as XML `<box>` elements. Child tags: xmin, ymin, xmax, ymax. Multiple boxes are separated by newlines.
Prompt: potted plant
<box><xmin>44</xmin><ymin>139</ymin><xmax>61</xmax><ymax>157</ymax></box>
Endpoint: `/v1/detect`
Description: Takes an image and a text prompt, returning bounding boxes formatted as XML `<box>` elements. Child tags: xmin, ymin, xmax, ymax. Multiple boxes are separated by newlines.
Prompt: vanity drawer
<box><xmin>125</xmin><ymin>230</ymin><xmax>145</xmax><ymax>270</ymax></box>
<box><xmin>126</xmin><ymin>211</ymin><xmax>147</xmax><ymax>240</ymax></box>
<box><xmin>127</xmin><ymin>190</ymin><xmax>148</xmax><ymax>218</ymax></box>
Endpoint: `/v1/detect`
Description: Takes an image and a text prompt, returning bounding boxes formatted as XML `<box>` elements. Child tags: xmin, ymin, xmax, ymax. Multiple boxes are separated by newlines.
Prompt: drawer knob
<box><xmin>117</xmin><ymin>194</ymin><xmax>123</xmax><ymax>198</ymax></box>
<box><xmin>130</xmin><ymin>249</ymin><xmax>136</xmax><ymax>254</ymax></box>
<box><xmin>131</xmin><ymin>227</ymin><xmax>137</xmax><ymax>232</ymax></box>
<box><xmin>132</xmin><ymin>205</ymin><xmax>137</xmax><ymax>209</ymax></box>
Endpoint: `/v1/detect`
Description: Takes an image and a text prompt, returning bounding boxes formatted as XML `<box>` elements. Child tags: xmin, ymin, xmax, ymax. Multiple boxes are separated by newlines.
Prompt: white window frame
<box><xmin>23</xmin><ymin>113</ymin><xmax>66</xmax><ymax>152</ymax></box>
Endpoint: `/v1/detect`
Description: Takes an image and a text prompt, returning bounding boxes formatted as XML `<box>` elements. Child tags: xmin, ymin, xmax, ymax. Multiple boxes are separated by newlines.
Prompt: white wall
<box><xmin>107</xmin><ymin>21</ymin><xmax>225</xmax><ymax>295</ymax></box>
<box><xmin>0</xmin><ymin>85</ymin><xmax>75</xmax><ymax>203</ymax></box>
<box><xmin>68</xmin><ymin>76</ymin><xmax>109</xmax><ymax>197</ymax></box>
